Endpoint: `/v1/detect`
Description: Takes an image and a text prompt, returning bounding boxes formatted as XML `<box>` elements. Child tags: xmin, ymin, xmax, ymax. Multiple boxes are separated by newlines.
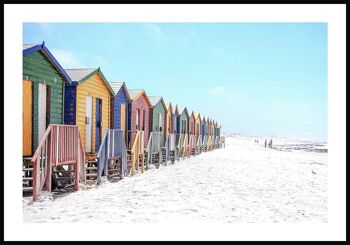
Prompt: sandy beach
<box><xmin>23</xmin><ymin>135</ymin><xmax>327</xmax><ymax>223</ymax></box>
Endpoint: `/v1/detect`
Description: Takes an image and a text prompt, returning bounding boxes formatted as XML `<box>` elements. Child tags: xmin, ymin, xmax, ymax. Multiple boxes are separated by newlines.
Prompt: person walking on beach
<box><xmin>269</xmin><ymin>139</ymin><xmax>273</xmax><ymax>148</ymax></box>
<box><xmin>264</xmin><ymin>139</ymin><xmax>267</xmax><ymax>148</ymax></box>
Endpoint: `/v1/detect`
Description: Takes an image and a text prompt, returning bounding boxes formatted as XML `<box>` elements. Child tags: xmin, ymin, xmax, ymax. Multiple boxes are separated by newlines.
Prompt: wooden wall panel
<box><xmin>23</xmin><ymin>51</ymin><xmax>66</xmax><ymax>152</ymax></box>
<box><xmin>76</xmin><ymin>73</ymin><xmax>111</xmax><ymax>153</ymax></box>
<box><xmin>23</xmin><ymin>80</ymin><xmax>33</xmax><ymax>156</ymax></box>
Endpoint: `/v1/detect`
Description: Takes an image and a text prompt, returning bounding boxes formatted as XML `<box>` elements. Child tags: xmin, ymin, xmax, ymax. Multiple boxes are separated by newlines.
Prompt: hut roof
<box><xmin>23</xmin><ymin>42</ymin><xmax>71</xmax><ymax>82</ymax></box>
<box><xmin>148</xmin><ymin>96</ymin><xmax>167</xmax><ymax>110</ymax></box>
<box><xmin>65</xmin><ymin>67</ymin><xmax>114</xmax><ymax>96</ymax></box>
<box><xmin>65</xmin><ymin>68</ymin><xmax>96</xmax><ymax>82</ymax></box>
<box><xmin>109</xmin><ymin>81</ymin><xmax>131</xmax><ymax>101</ymax></box>
<box><xmin>177</xmin><ymin>106</ymin><xmax>189</xmax><ymax>117</ymax></box>
<box><xmin>23</xmin><ymin>44</ymin><xmax>38</xmax><ymax>50</ymax></box>
<box><xmin>128</xmin><ymin>89</ymin><xmax>143</xmax><ymax>100</ymax></box>
<box><xmin>192</xmin><ymin>111</ymin><xmax>197</xmax><ymax>118</ymax></box>
<box><xmin>164</xmin><ymin>101</ymin><xmax>172</xmax><ymax>110</ymax></box>
<box><xmin>128</xmin><ymin>89</ymin><xmax>152</xmax><ymax>106</ymax></box>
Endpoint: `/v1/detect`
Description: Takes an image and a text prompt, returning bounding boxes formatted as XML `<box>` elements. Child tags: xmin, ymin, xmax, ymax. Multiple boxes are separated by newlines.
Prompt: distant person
<box><xmin>264</xmin><ymin>139</ymin><xmax>267</xmax><ymax>148</ymax></box>
<box><xmin>269</xmin><ymin>139</ymin><xmax>273</xmax><ymax>148</ymax></box>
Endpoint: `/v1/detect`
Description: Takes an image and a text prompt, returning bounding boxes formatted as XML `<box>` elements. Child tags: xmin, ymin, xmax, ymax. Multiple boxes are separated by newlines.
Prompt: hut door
<box><xmin>95</xmin><ymin>98</ymin><xmax>102</xmax><ymax>151</ymax></box>
<box><xmin>120</xmin><ymin>103</ymin><xmax>127</xmax><ymax>141</ymax></box>
<box><xmin>85</xmin><ymin>96</ymin><xmax>93</xmax><ymax>153</ymax></box>
<box><xmin>38</xmin><ymin>83</ymin><xmax>47</xmax><ymax>145</ymax></box>
<box><xmin>23</xmin><ymin>80</ymin><xmax>32</xmax><ymax>156</ymax></box>
<box><xmin>159</xmin><ymin>114</ymin><xmax>163</xmax><ymax>132</ymax></box>
<box><xmin>142</xmin><ymin>110</ymin><xmax>145</xmax><ymax>131</ymax></box>
<box><xmin>135</xmin><ymin>109</ymin><xmax>139</xmax><ymax>130</ymax></box>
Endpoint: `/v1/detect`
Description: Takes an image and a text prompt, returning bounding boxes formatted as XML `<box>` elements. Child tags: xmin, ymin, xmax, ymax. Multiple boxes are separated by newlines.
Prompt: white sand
<box><xmin>23</xmin><ymin>135</ymin><xmax>327</xmax><ymax>223</ymax></box>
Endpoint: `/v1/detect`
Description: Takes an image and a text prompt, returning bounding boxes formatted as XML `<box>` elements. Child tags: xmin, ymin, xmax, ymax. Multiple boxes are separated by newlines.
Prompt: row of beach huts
<box><xmin>22</xmin><ymin>42</ymin><xmax>225</xmax><ymax>201</ymax></box>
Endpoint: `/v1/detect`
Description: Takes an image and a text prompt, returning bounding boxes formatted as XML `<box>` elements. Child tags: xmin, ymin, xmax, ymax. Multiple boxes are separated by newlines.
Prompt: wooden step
<box><xmin>55</xmin><ymin>176</ymin><xmax>75</xmax><ymax>180</ymax></box>
<box><xmin>108</xmin><ymin>174</ymin><xmax>121</xmax><ymax>178</ymax></box>
<box><xmin>22</xmin><ymin>168</ymin><xmax>33</xmax><ymax>171</ymax></box>
<box><xmin>23</xmin><ymin>177</ymin><xmax>33</xmax><ymax>180</ymax></box>
<box><xmin>53</xmin><ymin>170</ymin><xmax>75</xmax><ymax>173</ymax></box>
<box><xmin>86</xmin><ymin>173</ymin><xmax>97</xmax><ymax>177</ymax></box>
<box><xmin>86</xmin><ymin>167</ymin><xmax>97</xmax><ymax>170</ymax></box>
<box><xmin>85</xmin><ymin>179</ymin><xmax>96</xmax><ymax>182</ymax></box>
<box><xmin>23</xmin><ymin>186</ymin><xmax>33</xmax><ymax>191</ymax></box>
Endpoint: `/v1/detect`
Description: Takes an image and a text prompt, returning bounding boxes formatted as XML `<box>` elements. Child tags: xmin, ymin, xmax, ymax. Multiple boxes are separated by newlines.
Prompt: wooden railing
<box><xmin>214</xmin><ymin>136</ymin><xmax>219</xmax><ymax>149</ymax></box>
<box><xmin>189</xmin><ymin>135</ymin><xmax>196</xmax><ymax>150</ymax></box>
<box><xmin>146</xmin><ymin>131</ymin><xmax>162</xmax><ymax>166</ymax></box>
<box><xmin>96</xmin><ymin>129</ymin><xmax>127</xmax><ymax>184</ymax></box>
<box><xmin>183</xmin><ymin>134</ymin><xmax>189</xmax><ymax>158</ymax></box>
<box><xmin>207</xmin><ymin>136</ymin><xmax>213</xmax><ymax>151</ymax></box>
<box><xmin>32</xmin><ymin>124</ymin><xmax>85</xmax><ymax>201</ymax></box>
<box><xmin>203</xmin><ymin>135</ymin><xmax>208</xmax><ymax>147</ymax></box>
<box><xmin>196</xmin><ymin>135</ymin><xmax>202</xmax><ymax>154</ymax></box>
<box><xmin>168</xmin><ymin>133</ymin><xmax>176</xmax><ymax>152</ymax></box>
<box><xmin>129</xmin><ymin>130</ymin><xmax>144</xmax><ymax>176</ymax></box>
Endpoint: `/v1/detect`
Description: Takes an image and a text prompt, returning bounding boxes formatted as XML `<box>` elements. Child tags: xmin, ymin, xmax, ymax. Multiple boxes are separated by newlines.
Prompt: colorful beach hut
<box><xmin>177</xmin><ymin>106</ymin><xmax>190</xmax><ymax>158</ymax></box>
<box><xmin>177</xmin><ymin>106</ymin><xmax>189</xmax><ymax>135</ymax></box>
<box><xmin>149</xmin><ymin>96</ymin><xmax>167</xmax><ymax>146</ymax></box>
<box><xmin>109</xmin><ymin>82</ymin><xmax>131</xmax><ymax>143</ymax></box>
<box><xmin>23</xmin><ymin>42</ymin><xmax>72</xmax><ymax>157</ymax></box>
<box><xmin>195</xmin><ymin>112</ymin><xmax>201</xmax><ymax>154</ymax></box>
<box><xmin>165</xmin><ymin>102</ymin><xmax>172</xmax><ymax>139</ymax></box>
<box><xmin>64</xmin><ymin>67</ymin><xmax>114</xmax><ymax>155</ymax></box>
<box><xmin>164</xmin><ymin>102</ymin><xmax>177</xmax><ymax>163</ymax></box>
<box><xmin>173</xmin><ymin>104</ymin><xmax>179</xmax><ymax>134</ymax></box>
<box><xmin>128</xmin><ymin>89</ymin><xmax>152</xmax><ymax>148</ymax></box>
<box><xmin>189</xmin><ymin>111</ymin><xmax>196</xmax><ymax>155</ymax></box>
<box><xmin>201</xmin><ymin>115</ymin><xmax>207</xmax><ymax>139</ymax></box>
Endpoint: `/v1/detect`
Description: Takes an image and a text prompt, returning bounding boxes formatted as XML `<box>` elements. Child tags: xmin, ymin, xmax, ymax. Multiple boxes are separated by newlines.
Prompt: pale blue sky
<box><xmin>23</xmin><ymin>22</ymin><xmax>327</xmax><ymax>142</ymax></box>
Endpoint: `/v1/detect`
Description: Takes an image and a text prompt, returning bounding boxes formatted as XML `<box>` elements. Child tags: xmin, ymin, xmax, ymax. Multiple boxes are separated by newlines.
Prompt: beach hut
<box><xmin>189</xmin><ymin>111</ymin><xmax>196</xmax><ymax>155</ymax></box>
<box><xmin>164</xmin><ymin>102</ymin><xmax>177</xmax><ymax>163</ymax></box>
<box><xmin>109</xmin><ymin>82</ymin><xmax>131</xmax><ymax>143</ymax></box>
<box><xmin>177</xmin><ymin>106</ymin><xmax>190</xmax><ymax>158</ymax></box>
<box><xmin>177</xmin><ymin>106</ymin><xmax>189</xmax><ymax>135</ymax></box>
<box><xmin>195</xmin><ymin>113</ymin><xmax>201</xmax><ymax>154</ymax></box>
<box><xmin>148</xmin><ymin>96</ymin><xmax>167</xmax><ymax>146</ymax></box>
<box><xmin>23</xmin><ymin>43</ymin><xmax>86</xmax><ymax>199</ymax></box>
<box><xmin>128</xmin><ymin>89</ymin><xmax>152</xmax><ymax>149</ymax></box>
<box><xmin>146</xmin><ymin>96</ymin><xmax>167</xmax><ymax>167</ymax></box>
<box><xmin>23</xmin><ymin>42</ymin><xmax>71</xmax><ymax>157</ymax></box>
<box><xmin>208</xmin><ymin>118</ymin><xmax>214</xmax><ymax>150</ymax></box>
<box><xmin>200</xmin><ymin>115</ymin><xmax>207</xmax><ymax>152</ymax></box>
<box><xmin>173</xmin><ymin>104</ymin><xmax>179</xmax><ymax>134</ymax></box>
<box><xmin>165</xmin><ymin>102</ymin><xmax>172</xmax><ymax>140</ymax></box>
<box><xmin>64</xmin><ymin>67</ymin><xmax>114</xmax><ymax>157</ymax></box>
<box><xmin>201</xmin><ymin>115</ymin><xmax>206</xmax><ymax>139</ymax></box>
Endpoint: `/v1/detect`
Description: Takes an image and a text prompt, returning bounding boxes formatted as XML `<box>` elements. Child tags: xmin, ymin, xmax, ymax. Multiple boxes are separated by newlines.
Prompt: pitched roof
<box><xmin>177</xmin><ymin>106</ymin><xmax>189</xmax><ymax>117</ymax></box>
<box><xmin>164</xmin><ymin>101</ymin><xmax>172</xmax><ymax>110</ymax></box>
<box><xmin>23</xmin><ymin>44</ymin><xmax>38</xmax><ymax>50</ymax></box>
<box><xmin>65</xmin><ymin>68</ymin><xmax>97</xmax><ymax>82</ymax></box>
<box><xmin>64</xmin><ymin>67</ymin><xmax>114</xmax><ymax>95</ymax></box>
<box><xmin>148</xmin><ymin>96</ymin><xmax>167</xmax><ymax>110</ymax></box>
<box><xmin>23</xmin><ymin>42</ymin><xmax>71</xmax><ymax>82</ymax></box>
<box><xmin>128</xmin><ymin>89</ymin><xmax>152</xmax><ymax>106</ymax></box>
<box><xmin>109</xmin><ymin>81</ymin><xmax>131</xmax><ymax>101</ymax></box>
<box><xmin>128</xmin><ymin>89</ymin><xmax>144</xmax><ymax>100</ymax></box>
<box><xmin>148</xmin><ymin>96</ymin><xmax>162</xmax><ymax>107</ymax></box>
<box><xmin>192</xmin><ymin>111</ymin><xmax>197</xmax><ymax>118</ymax></box>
